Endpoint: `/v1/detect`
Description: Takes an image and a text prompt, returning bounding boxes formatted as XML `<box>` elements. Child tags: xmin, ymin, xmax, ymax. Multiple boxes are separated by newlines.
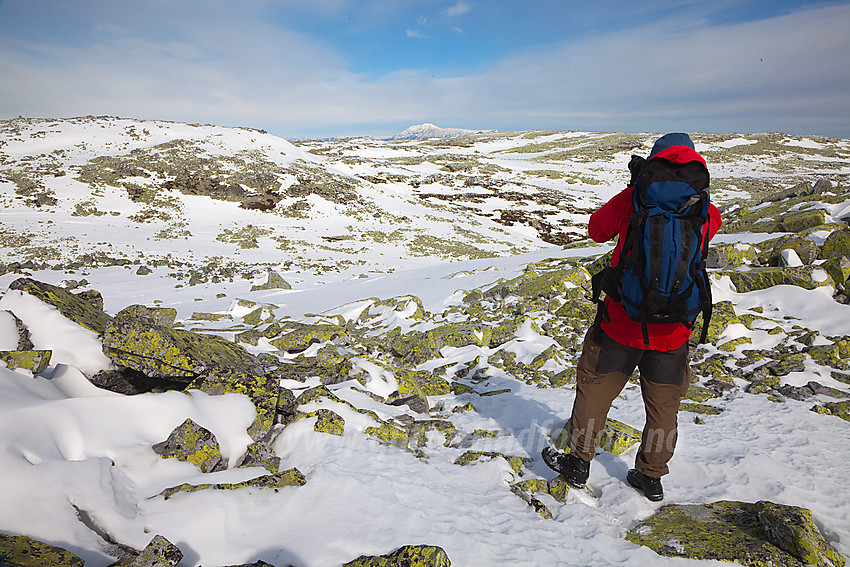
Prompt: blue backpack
<box><xmin>592</xmin><ymin>150</ymin><xmax>713</xmax><ymax>345</ymax></box>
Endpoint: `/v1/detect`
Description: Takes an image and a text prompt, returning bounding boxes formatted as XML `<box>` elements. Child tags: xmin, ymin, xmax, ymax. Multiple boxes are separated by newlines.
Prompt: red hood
<box><xmin>651</xmin><ymin>145</ymin><xmax>707</xmax><ymax>169</ymax></box>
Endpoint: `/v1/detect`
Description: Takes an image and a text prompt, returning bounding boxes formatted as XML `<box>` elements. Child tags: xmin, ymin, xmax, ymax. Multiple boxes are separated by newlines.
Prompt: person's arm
<box><xmin>706</xmin><ymin>203</ymin><xmax>722</xmax><ymax>241</ymax></box>
<box><xmin>588</xmin><ymin>187</ymin><xmax>633</xmax><ymax>243</ymax></box>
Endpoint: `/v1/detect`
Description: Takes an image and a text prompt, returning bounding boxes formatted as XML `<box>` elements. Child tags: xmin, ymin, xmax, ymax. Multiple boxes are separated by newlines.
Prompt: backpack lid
<box><xmin>649</xmin><ymin>133</ymin><xmax>694</xmax><ymax>159</ymax></box>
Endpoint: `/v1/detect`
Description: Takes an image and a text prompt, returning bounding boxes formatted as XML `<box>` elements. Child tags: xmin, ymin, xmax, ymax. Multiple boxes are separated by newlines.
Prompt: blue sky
<box><xmin>1</xmin><ymin>0</ymin><xmax>849</xmax><ymax>138</ymax></box>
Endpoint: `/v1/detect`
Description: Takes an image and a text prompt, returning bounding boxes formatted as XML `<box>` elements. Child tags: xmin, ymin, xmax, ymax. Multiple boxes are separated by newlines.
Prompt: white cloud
<box><xmin>445</xmin><ymin>2</ymin><xmax>471</xmax><ymax>18</ymax></box>
<box><xmin>406</xmin><ymin>29</ymin><xmax>427</xmax><ymax>38</ymax></box>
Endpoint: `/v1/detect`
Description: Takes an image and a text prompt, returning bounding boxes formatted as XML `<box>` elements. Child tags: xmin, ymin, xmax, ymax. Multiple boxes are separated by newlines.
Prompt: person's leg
<box><xmin>634</xmin><ymin>342</ymin><xmax>691</xmax><ymax>478</ymax></box>
<box><xmin>569</xmin><ymin>327</ymin><xmax>642</xmax><ymax>461</ymax></box>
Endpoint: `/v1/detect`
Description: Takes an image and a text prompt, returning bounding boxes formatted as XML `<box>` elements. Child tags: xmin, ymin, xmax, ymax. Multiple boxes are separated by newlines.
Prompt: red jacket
<box><xmin>589</xmin><ymin>146</ymin><xmax>722</xmax><ymax>350</ymax></box>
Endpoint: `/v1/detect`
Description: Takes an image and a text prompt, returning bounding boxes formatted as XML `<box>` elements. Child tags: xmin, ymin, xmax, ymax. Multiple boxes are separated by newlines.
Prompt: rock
<box><xmin>115</xmin><ymin>304</ymin><xmax>177</xmax><ymax>326</ymax></box>
<box><xmin>269</xmin><ymin>323</ymin><xmax>348</xmax><ymax>353</ymax></box>
<box><xmin>706</xmin><ymin>242</ymin><xmax>758</xmax><ymax>268</ymax></box>
<box><xmin>0</xmin><ymin>349</ymin><xmax>51</xmax><ymax>373</ymax></box>
<box><xmin>626</xmin><ymin>500</ymin><xmax>845</xmax><ymax>567</ymax></box>
<box><xmin>779</xmin><ymin>208</ymin><xmax>827</xmax><ymax>233</ymax></box>
<box><xmin>553</xmin><ymin>417</ymin><xmax>641</xmax><ymax>456</ymax></box>
<box><xmin>9</xmin><ymin>277</ymin><xmax>112</xmax><ymax>334</ymax></box>
<box><xmin>88</xmin><ymin>368</ymin><xmax>189</xmax><ymax>395</ymax></box>
<box><xmin>152</xmin><ymin>418</ymin><xmax>227</xmax><ymax>473</ymax></box>
<box><xmin>102</xmin><ymin>317</ymin><xmax>264</xmax><ymax>379</ymax></box>
<box><xmin>388</xmin><ymin>329</ymin><xmax>439</xmax><ymax>366</ymax></box>
<box><xmin>679</xmin><ymin>402</ymin><xmax>723</xmax><ymax>415</ymax></box>
<box><xmin>724</xmin><ymin>266</ymin><xmax>833</xmax><ymax>293</ymax></box>
<box><xmin>236</xmin><ymin>441</ymin><xmax>281</xmax><ymax>473</ymax></box>
<box><xmin>778</xmin><ymin>381</ymin><xmax>850</xmax><ymax>401</ymax></box>
<box><xmin>0</xmin><ymin>532</ymin><xmax>85</xmax><ymax>567</ymax></box>
<box><xmin>160</xmin><ymin>468</ymin><xmax>306</xmax><ymax>500</ymax></box>
<box><xmin>251</xmin><ymin>269</ymin><xmax>291</xmax><ymax>291</ymax></box>
<box><xmin>342</xmin><ymin>544</ymin><xmax>451</xmax><ymax>567</ymax></box>
<box><xmin>811</xmin><ymin>400</ymin><xmax>850</xmax><ymax>422</ymax></box>
<box><xmin>692</xmin><ymin>300</ymin><xmax>739</xmax><ymax>346</ymax></box>
<box><xmin>128</xmin><ymin>535</ymin><xmax>183</xmax><ymax>567</ymax></box>
<box><xmin>483</xmin><ymin>265</ymin><xmax>591</xmax><ymax>301</ymax></box>
<box><xmin>190</xmin><ymin>369</ymin><xmax>280</xmax><ymax>441</ymax></box>
<box><xmin>430</xmin><ymin>322</ymin><xmax>492</xmax><ymax>349</ymax></box>
<box><xmin>510</xmin><ymin>478</ymin><xmax>555</xmax><ymax>519</ymax></box>
<box><xmin>2</xmin><ymin>309</ymin><xmax>34</xmax><ymax>349</ymax></box>
<box><xmin>453</xmin><ymin>451</ymin><xmax>530</xmax><ymax>475</ymax></box>
<box><xmin>768</xmin><ymin>234</ymin><xmax>819</xmax><ymax>266</ymax></box>
<box><xmin>821</xmin><ymin>257</ymin><xmax>850</xmax><ymax>292</ymax></box>
<box><xmin>822</xmin><ymin>227</ymin><xmax>850</xmax><ymax>260</ymax></box>
<box><xmin>408</xmin><ymin>420</ymin><xmax>457</xmax><ymax>448</ymax></box>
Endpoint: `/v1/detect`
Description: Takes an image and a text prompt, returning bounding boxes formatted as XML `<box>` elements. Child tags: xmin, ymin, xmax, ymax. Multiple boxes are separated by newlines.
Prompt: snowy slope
<box><xmin>1</xmin><ymin>117</ymin><xmax>849</xmax><ymax>566</ymax></box>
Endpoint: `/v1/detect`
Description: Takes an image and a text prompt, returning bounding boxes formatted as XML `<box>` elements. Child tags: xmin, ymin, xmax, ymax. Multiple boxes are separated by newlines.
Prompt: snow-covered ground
<box><xmin>1</xmin><ymin>118</ymin><xmax>849</xmax><ymax>566</ymax></box>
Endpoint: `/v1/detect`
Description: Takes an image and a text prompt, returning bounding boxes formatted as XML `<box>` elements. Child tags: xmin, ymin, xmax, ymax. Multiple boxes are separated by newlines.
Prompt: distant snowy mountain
<box><xmin>389</xmin><ymin>122</ymin><xmax>496</xmax><ymax>140</ymax></box>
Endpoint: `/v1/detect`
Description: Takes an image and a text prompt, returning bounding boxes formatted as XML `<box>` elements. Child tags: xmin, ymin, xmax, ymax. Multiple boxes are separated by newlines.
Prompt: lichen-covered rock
<box><xmin>821</xmin><ymin>256</ymin><xmax>850</xmax><ymax>292</ymax></box>
<box><xmin>706</xmin><ymin>242</ymin><xmax>758</xmax><ymax>268</ymax></box>
<box><xmin>9</xmin><ymin>277</ymin><xmax>112</xmax><ymax>334</ymax></box>
<box><xmin>115</xmin><ymin>304</ymin><xmax>177</xmax><ymax>326</ymax></box>
<box><xmin>408</xmin><ymin>419</ymin><xmax>457</xmax><ymax>448</ymax></box>
<box><xmin>160</xmin><ymin>468</ymin><xmax>306</xmax><ymax>500</ymax></box>
<box><xmin>767</xmin><ymin>234</ymin><xmax>819</xmax><ymax>266</ymax></box>
<box><xmin>236</xmin><ymin>441</ymin><xmax>281</xmax><ymax>473</ymax></box>
<box><xmin>0</xmin><ymin>349</ymin><xmax>51</xmax><ymax>373</ymax></box>
<box><xmin>190</xmin><ymin>369</ymin><xmax>279</xmax><ymax>441</ymax></box>
<box><xmin>453</xmin><ymin>450</ymin><xmax>530</xmax><ymax>475</ymax></box>
<box><xmin>718</xmin><ymin>336</ymin><xmax>752</xmax><ymax>352</ymax></box>
<box><xmin>724</xmin><ymin>266</ymin><xmax>833</xmax><ymax>293</ymax></box>
<box><xmin>250</xmin><ymin>269</ymin><xmax>291</xmax><ymax>291</ymax></box>
<box><xmin>3</xmin><ymin>309</ymin><xmax>34</xmax><ymax>350</ymax></box>
<box><xmin>387</xmin><ymin>329</ymin><xmax>439</xmax><ymax>366</ymax></box>
<box><xmin>298</xmin><ymin>408</ymin><xmax>345</xmax><ymax>435</ymax></box>
<box><xmin>811</xmin><ymin>400</ymin><xmax>850</xmax><ymax>422</ymax></box>
<box><xmin>342</xmin><ymin>544</ymin><xmax>451</xmax><ymax>567</ymax></box>
<box><xmin>483</xmin><ymin>265</ymin><xmax>591</xmax><ymax>302</ymax></box>
<box><xmin>756</xmin><ymin>501</ymin><xmax>846</xmax><ymax>567</ymax></box>
<box><xmin>626</xmin><ymin>500</ymin><xmax>845</xmax><ymax>567</ymax></box>
<box><xmin>153</xmin><ymin>418</ymin><xmax>227</xmax><ymax>473</ymax></box>
<box><xmin>553</xmin><ymin>417</ymin><xmax>641</xmax><ymax>456</ymax></box>
<box><xmin>269</xmin><ymin>323</ymin><xmax>348</xmax><ymax>353</ymax></box>
<box><xmin>779</xmin><ymin>208</ymin><xmax>827</xmax><ymax>233</ymax></box>
<box><xmin>768</xmin><ymin>353</ymin><xmax>808</xmax><ymax>376</ymax></box>
<box><xmin>126</xmin><ymin>535</ymin><xmax>183</xmax><ymax>567</ymax></box>
<box><xmin>365</xmin><ymin>422</ymin><xmax>410</xmax><ymax>448</ymax></box>
<box><xmin>822</xmin><ymin>227</ymin><xmax>850</xmax><ymax>260</ymax></box>
<box><xmin>684</xmin><ymin>384</ymin><xmax>719</xmax><ymax>403</ymax></box>
<box><xmin>429</xmin><ymin>322</ymin><xmax>492</xmax><ymax>349</ymax></box>
<box><xmin>0</xmin><ymin>532</ymin><xmax>85</xmax><ymax>567</ymax></box>
<box><xmin>489</xmin><ymin>317</ymin><xmax>527</xmax><ymax>348</ymax></box>
<box><xmin>692</xmin><ymin>300</ymin><xmax>739</xmax><ymax>346</ymax></box>
<box><xmin>103</xmin><ymin>317</ymin><xmax>264</xmax><ymax>379</ymax></box>
<box><xmin>511</xmin><ymin>478</ymin><xmax>554</xmax><ymax>519</ymax></box>
<box><xmin>679</xmin><ymin>402</ymin><xmax>723</xmax><ymax>415</ymax></box>
<box><xmin>393</xmin><ymin>367</ymin><xmax>448</xmax><ymax>410</ymax></box>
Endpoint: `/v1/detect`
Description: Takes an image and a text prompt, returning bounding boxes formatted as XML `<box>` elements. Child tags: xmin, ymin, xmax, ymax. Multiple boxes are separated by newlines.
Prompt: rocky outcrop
<box><xmin>0</xmin><ymin>532</ymin><xmax>85</xmax><ymax>567</ymax></box>
<box><xmin>626</xmin><ymin>500</ymin><xmax>845</xmax><ymax>567</ymax></box>
<box><xmin>9</xmin><ymin>277</ymin><xmax>112</xmax><ymax>334</ymax></box>
<box><xmin>153</xmin><ymin>418</ymin><xmax>228</xmax><ymax>473</ymax></box>
<box><xmin>343</xmin><ymin>544</ymin><xmax>452</xmax><ymax>567</ymax></box>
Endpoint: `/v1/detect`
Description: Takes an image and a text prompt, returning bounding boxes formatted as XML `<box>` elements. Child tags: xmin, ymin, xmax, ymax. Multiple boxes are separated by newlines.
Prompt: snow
<box><xmin>1</xmin><ymin>119</ymin><xmax>849</xmax><ymax>566</ymax></box>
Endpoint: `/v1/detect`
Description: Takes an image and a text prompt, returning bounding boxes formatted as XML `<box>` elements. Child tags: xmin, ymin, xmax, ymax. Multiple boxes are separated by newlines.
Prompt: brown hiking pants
<box><xmin>568</xmin><ymin>326</ymin><xmax>691</xmax><ymax>478</ymax></box>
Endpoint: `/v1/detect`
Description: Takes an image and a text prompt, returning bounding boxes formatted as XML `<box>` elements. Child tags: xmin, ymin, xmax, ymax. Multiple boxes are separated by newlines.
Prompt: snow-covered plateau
<box><xmin>1</xmin><ymin>116</ymin><xmax>849</xmax><ymax>566</ymax></box>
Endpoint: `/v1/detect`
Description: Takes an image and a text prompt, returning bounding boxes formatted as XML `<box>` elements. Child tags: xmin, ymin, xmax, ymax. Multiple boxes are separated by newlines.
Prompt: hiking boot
<box><xmin>541</xmin><ymin>447</ymin><xmax>590</xmax><ymax>488</ymax></box>
<box><xmin>627</xmin><ymin>469</ymin><xmax>663</xmax><ymax>502</ymax></box>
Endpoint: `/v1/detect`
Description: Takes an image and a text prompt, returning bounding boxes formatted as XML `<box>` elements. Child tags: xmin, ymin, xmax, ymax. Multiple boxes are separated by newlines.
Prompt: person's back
<box><xmin>542</xmin><ymin>132</ymin><xmax>722</xmax><ymax>501</ymax></box>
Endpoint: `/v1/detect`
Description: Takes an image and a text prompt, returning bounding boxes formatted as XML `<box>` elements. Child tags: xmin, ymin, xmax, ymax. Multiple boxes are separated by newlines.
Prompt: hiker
<box><xmin>543</xmin><ymin>133</ymin><xmax>722</xmax><ymax>502</ymax></box>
